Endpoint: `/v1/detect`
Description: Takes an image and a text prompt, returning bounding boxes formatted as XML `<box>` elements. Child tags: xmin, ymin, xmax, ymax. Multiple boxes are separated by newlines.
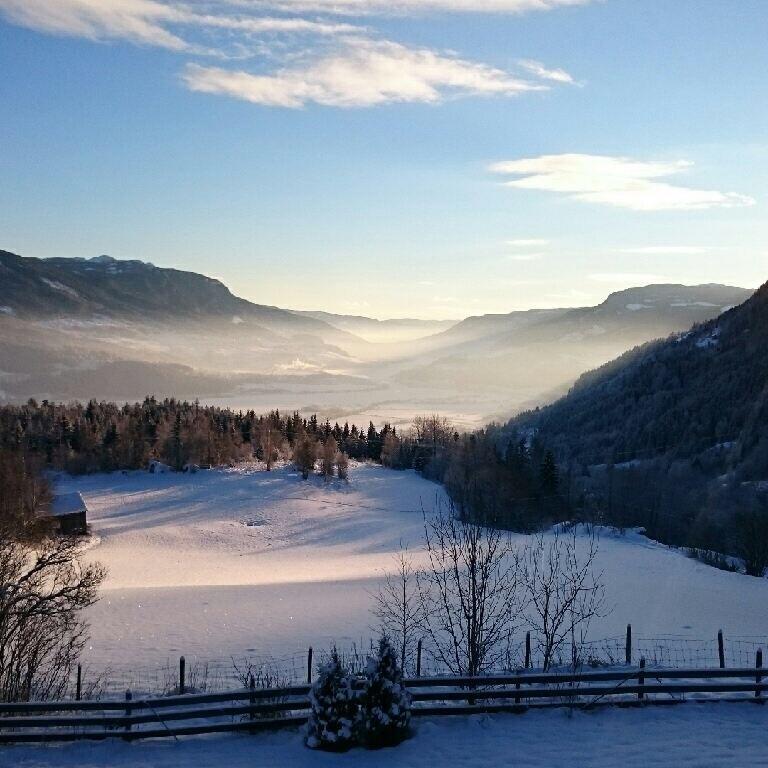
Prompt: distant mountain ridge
<box><xmin>392</xmin><ymin>283</ymin><xmax>753</xmax><ymax>404</ymax></box>
<box><xmin>292</xmin><ymin>309</ymin><xmax>455</xmax><ymax>343</ymax></box>
<box><xmin>0</xmin><ymin>250</ymin><xmax>348</xmax><ymax>339</ymax></box>
<box><xmin>0</xmin><ymin>249</ymin><xmax>757</xmax><ymax>436</ymax></box>
<box><xmin>436</xmin><ymin>283</ymin><xmax>751</xmax><ymax>348</ymax></box>
<box><xmin>508</xmin><ymin>279</ymin><xmax>768</xmax><ymax>474</ymax></box>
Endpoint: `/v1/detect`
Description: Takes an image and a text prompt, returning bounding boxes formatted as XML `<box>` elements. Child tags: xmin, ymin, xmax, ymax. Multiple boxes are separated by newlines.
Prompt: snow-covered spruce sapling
<box><xmin>304</xmin><ymin>650</ymin><xmax>358</xmax><ymax>751</ymax></box>
<box><xmin>358</xmin><ymin>636</ymin><xmax>412</xmax><ymax>749</ymax></box>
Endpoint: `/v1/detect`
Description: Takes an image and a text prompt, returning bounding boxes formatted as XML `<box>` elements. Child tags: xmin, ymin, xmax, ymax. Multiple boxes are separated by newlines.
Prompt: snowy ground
<box><xmin>5</xmin><ymin>706</ymin><xmax>768</xmax><ymax>768</ymax></box>
<box><xmin>54</xmin><ymin>463</ymin><xmax>768</xmax><ymax>678</ymax></box>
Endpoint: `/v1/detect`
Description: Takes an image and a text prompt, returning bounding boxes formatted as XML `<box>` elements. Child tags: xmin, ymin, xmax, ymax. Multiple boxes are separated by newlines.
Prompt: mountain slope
<box><xmin>508</xmin><ymin>280</ymin><xmax>768</xmax><ymax>476</ymax></box>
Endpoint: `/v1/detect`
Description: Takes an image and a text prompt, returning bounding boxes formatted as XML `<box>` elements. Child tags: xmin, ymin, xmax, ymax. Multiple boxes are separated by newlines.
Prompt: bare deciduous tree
<box><xmin>0</xmin><ymin>534</ymin><xmax>106</xmax><ymax>701</ymax></box>
<box><xmin>410</xmin><ymin>415</ymin><xmax>454</xmax><ymax>452</ymax></box>
<box><xmin>416</xmin><ymin>501</ymin><xmax>524</xmax><ymax>677</ymax></box>
<box><xmin>523</xmin><ymin>527</ymin><xmax>605</xmax><ymax>671</ymax></box>
<box><xmin>372</xmin><ymin>546</ymin><xmax>422</xmax><ymax>674</ymax></box>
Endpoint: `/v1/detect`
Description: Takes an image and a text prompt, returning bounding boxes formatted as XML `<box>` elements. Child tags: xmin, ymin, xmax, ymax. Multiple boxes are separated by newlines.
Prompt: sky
<box><xmin>0</xmin><ymin>0</ymin><xmax>766</xmax><ymax>320</ymax></box>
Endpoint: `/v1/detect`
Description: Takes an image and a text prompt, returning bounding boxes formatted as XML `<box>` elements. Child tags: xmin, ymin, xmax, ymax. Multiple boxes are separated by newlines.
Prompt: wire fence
<box><xmin>63</xmin><ymin>630</ymin><xmax>768</xmax><ymax>701</ymax></box>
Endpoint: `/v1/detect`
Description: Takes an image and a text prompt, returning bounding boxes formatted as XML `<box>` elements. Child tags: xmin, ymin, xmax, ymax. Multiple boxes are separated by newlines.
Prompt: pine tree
<box><xmin>358</xmin><ymin>636</ymin><xmax>411</xmax><ymax>749</ymax></box>
<box><xmin>305</xmin><ymin>650</ymin><xmax>357</xmax><ymax>752</ymax></box>
<box><xmin>540</xmin><ymin>450</ymin><xmax>559</xmax><ymax>494</ymax></box>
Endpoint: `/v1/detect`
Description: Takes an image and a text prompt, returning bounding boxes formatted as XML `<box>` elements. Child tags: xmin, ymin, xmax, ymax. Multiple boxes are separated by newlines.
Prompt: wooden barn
<box><xmin>47</xmin><ymin>491</ymin><xmax>89</xmax><ymax>536</ymax></box>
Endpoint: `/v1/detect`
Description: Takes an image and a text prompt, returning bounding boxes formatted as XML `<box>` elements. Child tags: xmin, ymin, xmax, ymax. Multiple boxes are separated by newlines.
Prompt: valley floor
<box><xmin>5</xmin><ymin>704</ymin><xmax>768</xmax><ymax>768</ymax></box>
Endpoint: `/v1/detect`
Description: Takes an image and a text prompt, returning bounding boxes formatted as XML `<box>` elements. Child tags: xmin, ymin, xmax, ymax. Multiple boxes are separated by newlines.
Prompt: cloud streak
<box><xmin>517</xmin><ymin>58</ymin><xmax>575</xmax><ymax>84</ymax></box>
<box><xmin>1</xmin><ymin>0</ymin><xmax>578</xmax><ymax>109</ymax></box>
<box><xmin>183</xmin><ymin>39</ymin><xmax>552</xmax><ymax>107</ymax></box>
<box><xmin>508</xmin><ymin>238</ymin><xmax>550</xmax><ymax>247</ymax></box>
<box><xmin>619</xmin><ymin>246</ymin><xmax>710</xmax><ymax>255</ymax></box>
<box><xmin>589</xmin><ymin>272</ymin><xmax>672</xmax><ymax>283</ymax></box>
<box><xmin>490</xmin><ymin>153</ymin><xmax>756</xmax><ymax>211</ymax></box>
<box><xmin>0</xmin><ymin>0</ymin><xmax>361</xmax><ymax>54</ymax></box>
<box><xmin>236</xmin><ymin>0</ymin><xmax>594</xmax><ymax>15</ymax></box>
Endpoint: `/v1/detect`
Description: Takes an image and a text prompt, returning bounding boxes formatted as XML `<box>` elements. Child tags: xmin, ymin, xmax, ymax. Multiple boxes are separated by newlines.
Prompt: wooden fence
<box><xmin>1</xmin><ymin>661</ymin><xmax>766</xmax><ymax>743</ymax></box>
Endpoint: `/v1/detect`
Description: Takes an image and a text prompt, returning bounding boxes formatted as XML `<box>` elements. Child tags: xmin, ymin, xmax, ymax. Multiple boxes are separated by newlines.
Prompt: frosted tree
<box><xmin>358</xmin><ymin>636</ymin><xmax>411</xmax><ymax>748</ymax></box>
<box><xmin>304</xmin><ymin>650</ymin><xmax>358</xmax><ymax>752</ymax></box>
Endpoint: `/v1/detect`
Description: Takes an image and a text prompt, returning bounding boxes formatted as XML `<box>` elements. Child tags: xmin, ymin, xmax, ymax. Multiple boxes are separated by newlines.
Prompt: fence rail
<box><xmin>2</xmin><ymin>664</ymin><xmax>766</xmax><ymax>743</ymax></box>
<box><xmin>54</xmin><ymin>627</ymin><xmax>768</xmax><ymax>699</ymax></box>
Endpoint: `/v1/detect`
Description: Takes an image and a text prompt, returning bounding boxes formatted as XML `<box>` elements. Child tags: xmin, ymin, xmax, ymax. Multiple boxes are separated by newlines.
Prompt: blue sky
<box><xmin>1</xmin><ymin>0</ymin><xmax>766</xmax><ymax>319</ymax></box>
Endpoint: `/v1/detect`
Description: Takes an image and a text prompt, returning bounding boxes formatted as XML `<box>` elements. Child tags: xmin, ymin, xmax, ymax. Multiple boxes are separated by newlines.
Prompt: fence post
<box><xmin>718</xmin><ymin>630</ymin><xmax>725</xmax><ymax>669</ymax></box>
<box><xmin>417</xmin><ymin>639</ymin><xmax>423</xmax><ymax>678</ymax></box>
<box><xmin>625</xmin><ymin>624</ymin><xmax>632</xmax><ymax>665</ymax></box>
<box><xmin>179</xmin><ymin>655</ymin><xmax>186</xmax><ymax>695</ymax></box>
<box><xmin>124</xmin><ymin>689</ymin><xmax>132</xmax><ymax>738</ymax></box>
<box><xmin>638</xmin><ymin>658</ymin><xmax>645</xmax><ymax>702</ymax></box>
<box><xmin>756</xmin><ymin>649</ymin><xmax>763</xmax><ymax>700</ymax></box>
<box><xmin>249</xmin><ymin>674</ymin><xmax>256</xmax><ymax>721</ymax></box>
<box><xmin>307</xmin><ymin>647</ymin><xmax>313</xmax><ymax>685</ymax></box>
<box><xmin>76</xmin><ymin>664</ymin><xmax>82</xmax><ymax>702</ymax></box>
<box><xmin>515</xmin><ymin>669</ymin><xmax>521</xmax><ymax>705</ymax></box>
<box><xmin>525</xmin><ymin>632</ymin><xmax>531</xmax><ymax>669</ymax></box>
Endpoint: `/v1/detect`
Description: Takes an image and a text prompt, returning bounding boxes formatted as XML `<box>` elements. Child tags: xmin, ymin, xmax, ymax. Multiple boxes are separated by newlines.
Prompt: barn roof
<box><xmin>51</xmin><ymin>491</ymin><xmax>87</xmax><ymax>517</ymax></box>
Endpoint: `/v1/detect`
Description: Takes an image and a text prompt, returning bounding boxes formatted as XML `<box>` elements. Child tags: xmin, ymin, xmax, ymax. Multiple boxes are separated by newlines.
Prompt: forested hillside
<box><xmin>505</xmin><ymin>280</ymin><xmax>768</xmax><ymax>568</ymax></box>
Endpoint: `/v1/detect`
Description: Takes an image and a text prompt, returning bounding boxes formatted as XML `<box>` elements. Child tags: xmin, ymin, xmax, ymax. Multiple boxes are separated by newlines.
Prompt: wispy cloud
<box><xmin>506</xmin><ymin>237</ymin><xmax>550</xmax><ymax>261</ymax></box>
<box><xmin>589</xmin><ymin>272</ymin><xmax>672</xmax><ymax>283</ymax></box>
<box><xmin>507</xmin><ymin>238</ymin><xmax>550</xmax><ymax>247</ymax></box>
<box><xmin>230</xmin><ymin>0</ymin><xmax>594</xmax><ymax>14</ymax></box>
<box><xmin>517</xmin><ymin>58</ymin><xmax>575</xmax><ymax>84</ymax></box>
<box><xmin>507</xmin><ymin>252</ymin><xmax>545</xmax><ymax>261</ymax></box>
<box><xmin>183</xmin><ymin>39</ymin><xmax>551</xmax><ymax>107</ymax></box>
<box><xmin>619</xmin><ymin>245</ymin><xmax>710</xmax><ymax>255</ymax></box>
<box><xmin>0</xmin><ymin>0</ymin><xmax>191</xmax><ymax>50</ymax></box>
<box><xmin>490</xmin><ymin>153</ymin><xmax>756</xmax><ymax>211</ymax></box>
<box><xmin>0</xmin><ymin>0</ymin><xmax>360</xmax><ymax>54</ymax></box>
<box><xmin>1</xmin><ymin>1</ymin><xmax>579</xmax><ymax>108</ymax></box>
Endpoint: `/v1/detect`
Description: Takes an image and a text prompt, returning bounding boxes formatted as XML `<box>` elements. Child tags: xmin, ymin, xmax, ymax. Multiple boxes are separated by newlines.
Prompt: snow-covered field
<box><xmin>6</xmin><ymin>706</ymin><xmax>768</xmax><ymax>768</ymax></box>
<box><xmin>54</xmin><ymin>463</ymin><xmax>768</xmax><ymax>676</ymax></box>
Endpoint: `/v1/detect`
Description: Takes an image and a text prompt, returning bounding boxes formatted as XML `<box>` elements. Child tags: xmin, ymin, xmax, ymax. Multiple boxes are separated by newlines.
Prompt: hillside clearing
<box><xmin>53</xmin><ymin>463</ymin><xmax>768</xmax><ymax>673</ymax></box>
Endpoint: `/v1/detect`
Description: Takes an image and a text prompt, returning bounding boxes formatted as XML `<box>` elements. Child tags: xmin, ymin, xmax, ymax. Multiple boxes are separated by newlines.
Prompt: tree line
<box><xmin>0</xmin><ymin>397</ymin><xmax>399</xmax><ymax>474</ymax></box>
<box><xmin>381</xmin><ymin>414</ymin><xmax>568</xmax><ymax>532</ymax></box>
<box><xmin>0</xmin><ymin>397</ymin><xmax>410</xmax><ymax>536</ymax></box>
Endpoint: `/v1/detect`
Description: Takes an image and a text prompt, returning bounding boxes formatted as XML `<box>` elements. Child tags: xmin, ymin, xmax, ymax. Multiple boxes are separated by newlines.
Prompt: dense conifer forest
<box><xmin>0</xmin><ymin>398</ymin><xmax>567</xmax><ymax>541</ymax></box>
